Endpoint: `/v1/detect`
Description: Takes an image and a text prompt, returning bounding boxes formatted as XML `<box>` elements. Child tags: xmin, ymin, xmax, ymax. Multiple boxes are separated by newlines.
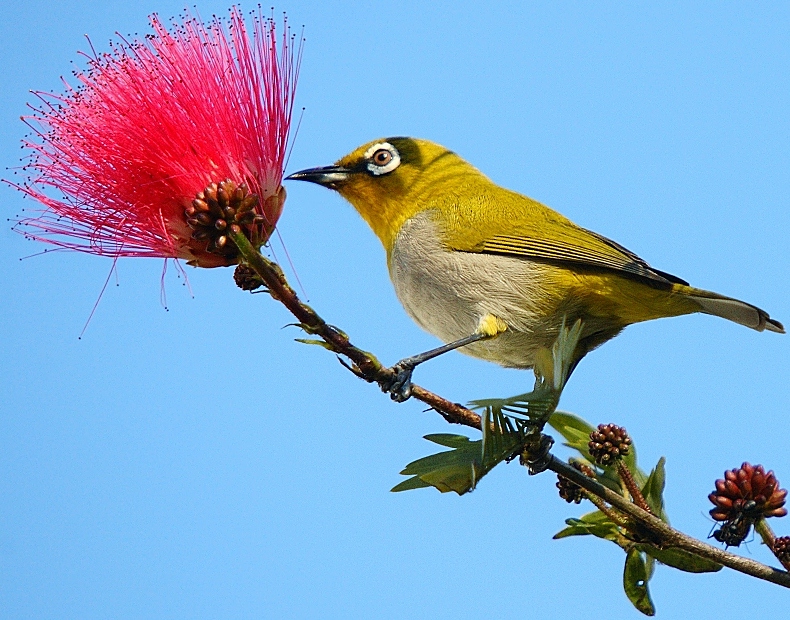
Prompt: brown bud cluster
<box><xmin>773</xmin><ymin>536</ymin><xmax>790</xmax><ymax>566</ymax></box>
<box><xmin>186</xmin><ymin>180</ymin><xmax>262</xmax><ymax>259</ymax></box>
<box><xmin>588</xmin><ymin>423</ymin><xmax>631</xmax><ymax>466</ymax></box>
<box><xmin>709</xmin><ymin>462</ymin><xmax>787</xmax><ymax>523</ymax></box>
<box><xmin>234</xmin><ymin>264</ymin><xmax>265</xmax><ymax>291</ymax></box>
<box><xmin>556</xmin><ymin>462</ymin><xmax>588</xmax><ymax>504</ymax></box>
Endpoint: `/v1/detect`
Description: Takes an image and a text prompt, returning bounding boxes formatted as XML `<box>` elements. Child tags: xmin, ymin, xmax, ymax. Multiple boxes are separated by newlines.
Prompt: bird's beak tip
<box><xmin>284</xmin><ymin>165</ymin><xmax>352</xmax><ymax>186</ymax></box>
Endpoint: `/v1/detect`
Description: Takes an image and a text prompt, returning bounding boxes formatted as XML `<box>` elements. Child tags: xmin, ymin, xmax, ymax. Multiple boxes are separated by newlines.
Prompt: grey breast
<box><xmin>387</xmin><ymin>210</ymin><xmax>554</xmax><ymax>369</ymax></box>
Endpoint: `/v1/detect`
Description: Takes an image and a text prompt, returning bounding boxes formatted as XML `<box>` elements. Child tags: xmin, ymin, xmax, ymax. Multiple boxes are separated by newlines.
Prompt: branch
<box><xmin>549</xmin><ymin>456</ymin><xmax>790</xmax><ymax>588</ymax></box>
<box><xmin>231</xmin><ymin>232</ymin><xmax>789</xmax><ymax>590</ymax></box>
<box><xmin>230</xmin><ymin>229</ymin><xmax>482</xmax><ymax>430</ymax></box>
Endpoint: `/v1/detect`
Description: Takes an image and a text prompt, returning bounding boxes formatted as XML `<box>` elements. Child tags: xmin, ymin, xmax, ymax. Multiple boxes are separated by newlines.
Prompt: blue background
<box><xmin>1</xmin><ymin>1</ymin><xmax>788</xmax><ymax>618</ymax></box>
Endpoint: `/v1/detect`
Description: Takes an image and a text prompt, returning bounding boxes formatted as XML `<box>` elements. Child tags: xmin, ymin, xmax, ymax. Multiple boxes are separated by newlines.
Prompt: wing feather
<box><xmin>466</xmin><ymin>228</ymin><xmax>688</xmax><ymax>287</ymax></box>
<box><xmin>433</xmin><ymin>186</ymin><xmax>688</xmax><ymax>287</ymax></box>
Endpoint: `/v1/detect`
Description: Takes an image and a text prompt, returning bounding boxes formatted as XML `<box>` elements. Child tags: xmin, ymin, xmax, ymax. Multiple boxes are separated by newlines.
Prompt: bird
<box><xmin>286</xmin><ymin>137</ymin><xmax>784</xmax><ymax>400</ymax></box>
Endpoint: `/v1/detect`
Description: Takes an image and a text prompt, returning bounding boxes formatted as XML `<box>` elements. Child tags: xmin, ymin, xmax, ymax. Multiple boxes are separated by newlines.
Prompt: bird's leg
<box><xmin>380</xmin><ymin>314</ymin><xmax>507</xmax><ymax>402</ymax></box>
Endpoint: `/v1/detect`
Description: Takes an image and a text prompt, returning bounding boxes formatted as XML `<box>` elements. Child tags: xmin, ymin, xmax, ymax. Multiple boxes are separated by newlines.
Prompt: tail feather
<box><xmin>683</xmin><ymin>288</ymin><xmax>785</xmax><ymax>334</ymax></box>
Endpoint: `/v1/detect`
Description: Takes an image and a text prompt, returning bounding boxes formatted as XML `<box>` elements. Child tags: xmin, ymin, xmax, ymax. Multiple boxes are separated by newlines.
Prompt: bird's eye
<box><xmin>372</xmin><ymin>149</ymin><xmax>392</xmax><ymax>166</ymax></box>
<box><xmin>363</xmin><ymin>141</ymin><xmax>401</xmax><ymax>176</ymax></box>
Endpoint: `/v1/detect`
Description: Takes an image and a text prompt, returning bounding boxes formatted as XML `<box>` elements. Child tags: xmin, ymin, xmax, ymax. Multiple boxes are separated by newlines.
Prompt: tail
<box><xmin>678</xmin><ymin>286</ymin><xmax>785</xmax><ymax>334</ymax></box>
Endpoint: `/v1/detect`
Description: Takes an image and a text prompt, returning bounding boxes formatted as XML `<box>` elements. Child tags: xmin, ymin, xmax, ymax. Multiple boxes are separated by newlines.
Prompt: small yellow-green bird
<box><xmin>287</xmin><ymin>138</ymin><xmax>783</xmax><ymax>399</ymax></box>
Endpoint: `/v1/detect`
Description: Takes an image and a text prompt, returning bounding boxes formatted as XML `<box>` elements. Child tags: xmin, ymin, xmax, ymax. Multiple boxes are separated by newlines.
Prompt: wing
<box><xmin>455</xmin><ymin>221</ymin><xmax>688</xmax><ymax>288</ymax></box>
<box><xmin>433</xmin><ymin>183</ymin><xmax>688</xmax><ymax>288</ymax></box>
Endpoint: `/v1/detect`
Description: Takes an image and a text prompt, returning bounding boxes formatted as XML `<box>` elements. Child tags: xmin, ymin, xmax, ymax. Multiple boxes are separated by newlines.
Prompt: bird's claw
<box><xmin>379</xmin><ymin>361</ymin><xmax>416</xmax><ymax>402</ymax></box>
<box><xmin>520</xmin><ymin>434</ymin><xmax>555</xmax><ymax>475</ymax></box>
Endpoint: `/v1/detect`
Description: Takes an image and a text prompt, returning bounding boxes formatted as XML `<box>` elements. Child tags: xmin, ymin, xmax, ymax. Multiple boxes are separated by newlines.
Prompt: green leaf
<box><xmin>424</xmin><ymin>434</ymin><xmax>475</xmax><ymax>449</ymax></box>
<box><xmin>555</xmin><ymin>518</ymin><xmax>620</xmax><ymax>541</ymax></box>
<box><xmin>468</xmin><ymin>387</ymin><xmax>559</xmax><ymax>426</ymax></box>
<box><xmin>623</xmin><ymin>549</ymin><xmax>655</xmax><ymax>616</ymax></box>
<box><xmin>325</xmin><ymin>324</ymin><xmax>350</xmax><ymax>340</ymax></box>
<box><xmin>547</xmin><ymin>410</ymin><xmax>596</xmax><ymax>438</ymax></box>
<box><xmin>392</xmin><ymin>434</ymin><xmax>484</xmax><ymax>495</ymax></box>
<box><xmin>547</xmin><ymin>410</ymin><xmax>596</xmax><ymax>456</ymax></box>
<box><xmin>553</xmin><ymin>509</ymin><xmax>620</xmax><ymax>542</ymax></box>
<box><xmin>294</xmin><ymin>338</ymin><xmax>335</xmax><ymax>351</ymax></box>
<box><xmin>644</xmin><ymin>553</ymin><xmax>656</xmax><ymax>581</ymax></box>
<box><xmin>641</xmin><ymin>457</ymin><xmax>667</xmax><ymax>520</ymax></box>
<box><xmin>392</xmin><ymin>412</ymin><xmax>530</xmax><ymax>495</ymax></box>
<box><xmin>286</xmin><ymin>322</ymin><xmax>321</xmax><ymax>334</ymax></box>
<box><xmin>468</xmin><ymin>393</ymin><xmax>535</xmax><ymax>409</ymax></box>
<box><xmin>637</xmin><ymin>545</ymin><xmax>722</xmax><ymax>574</ymax></box>
<box><xmin>418</xmin><ymin>465</ymin><xmax>481</xmax><ymax>494</ymax></box>
<box><xmin>480</xmin><ymin>407</ymin><xmax>524</xmax><ymax>467</ymax></box>
<box><xmin>550</xmin><ymin>318</ymin><xmax>584</xmax><ymax>391</ymax></box>
<box><xmin>390</xmin><ymin>476</ymin><xmax>431</xmax><ymax>492</ymax></box>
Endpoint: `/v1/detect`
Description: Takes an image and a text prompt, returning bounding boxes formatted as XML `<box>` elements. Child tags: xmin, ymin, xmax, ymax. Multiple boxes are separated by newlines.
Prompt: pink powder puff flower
<box><xmin>9</xmin><ymin>6</ymin><xmax>301</xmax><ymax>268</ymax></box>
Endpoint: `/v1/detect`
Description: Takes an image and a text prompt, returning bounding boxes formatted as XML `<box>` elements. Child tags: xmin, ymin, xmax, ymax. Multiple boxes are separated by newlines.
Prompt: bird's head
<box><xmin>286</xmin><ymin>137</ymin><xmax>474</xmax><ymax>251</ymax></box>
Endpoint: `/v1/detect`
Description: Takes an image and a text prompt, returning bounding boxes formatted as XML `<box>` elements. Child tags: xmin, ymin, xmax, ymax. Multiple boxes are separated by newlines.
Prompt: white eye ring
<box><xmin>363</xmin><ymin>142</ymin><xmax>401</xmax><ymax>176</ymax></box>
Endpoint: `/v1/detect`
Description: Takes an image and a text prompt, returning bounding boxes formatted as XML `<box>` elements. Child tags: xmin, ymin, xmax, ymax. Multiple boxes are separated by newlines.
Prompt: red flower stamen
<box><xmin>9</xmin><ymin>7</ymin><xmax>301</xmax><ymax>268</ymax></box>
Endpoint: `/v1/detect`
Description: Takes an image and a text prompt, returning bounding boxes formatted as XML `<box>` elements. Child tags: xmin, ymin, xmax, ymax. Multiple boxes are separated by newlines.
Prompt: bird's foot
<box><xmin>379</xmin><ymin>359</ymin><xmax>418</xmax><ymax>402</ymax></box>
<box><xmin>520</xmin><ymin>434</ymin><xmax>555</xmax><ymax>475</ymax></box>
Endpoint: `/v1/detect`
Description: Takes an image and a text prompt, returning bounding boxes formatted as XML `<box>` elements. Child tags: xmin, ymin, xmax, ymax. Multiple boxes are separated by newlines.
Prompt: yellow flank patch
<box><xmin>476</xmin><ymin>313</ymin><xmax>508</xmax><ymax>337</ymax></box>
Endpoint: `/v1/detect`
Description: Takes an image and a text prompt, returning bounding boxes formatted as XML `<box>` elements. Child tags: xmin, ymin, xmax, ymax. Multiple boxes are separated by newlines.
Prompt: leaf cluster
<box><xmin>392</xmin><ymin>320</ymin><xmax>585</xmax><ymax>495</ymax></box>
<box><xmin>549</xmin><ymin>412</ymin><xmax>721</xmax><ymax>615</ymax></box>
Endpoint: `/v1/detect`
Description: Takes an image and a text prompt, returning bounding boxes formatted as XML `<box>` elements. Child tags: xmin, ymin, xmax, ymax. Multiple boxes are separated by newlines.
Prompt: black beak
<box><xmin>285</xmin><ymin>165</ymin><xmax>353</xmax><ymax>187</ymax></box>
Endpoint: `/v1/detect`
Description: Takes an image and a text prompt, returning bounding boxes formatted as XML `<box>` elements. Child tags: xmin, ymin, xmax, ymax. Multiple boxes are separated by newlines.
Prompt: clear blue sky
<box><xmin>2</xmin><ymin>1</ymin><xmax>789</xmax><ymax>618</ymax></box>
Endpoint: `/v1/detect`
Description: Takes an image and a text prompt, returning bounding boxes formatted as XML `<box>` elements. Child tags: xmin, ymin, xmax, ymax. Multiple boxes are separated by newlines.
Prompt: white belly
<box><xmin>388</xmin><ymin>211</ymin><xmax>556</xmax><ymax>369</ymax></box>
